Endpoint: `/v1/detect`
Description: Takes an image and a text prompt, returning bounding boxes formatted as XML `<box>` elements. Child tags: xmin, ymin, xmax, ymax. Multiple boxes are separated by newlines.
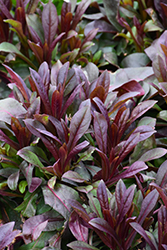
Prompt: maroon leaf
<box><xmin>96</xmin><ymin>70</ymin><xmax>110</xmax><ymax>101</ymax></box>
<box><xmin>129</xmin><ymin>100</ymin><xmax>157</xmax><ymax>125</ymax></box>
<box><xmin>68</xmin><ymin>199</ymin><xmax>90</xmax><ymax>223</ymax></box>
<box><xmin>42</xmin><ymin>1</ymin><xmax>58</xmax><ymax>46</ymax></box>
<box><xmin>69</xmin><ymin>211</ymin><xmax>88</xmax><ymax>242</ymax></box>
<box><xmin>150</xmin><ymin>182</ymin><xmax>167</xmax><ymax>208</ymax></box>
<box><xmin>130</xmin><ymin>222</ymin><xmax>157</xmax><ymax>250</ymax></box>
<box><xmin>71</xmin><ymin>0</ymin><xmax>91</xmax><ymax>30</ymax></box>
<box><xmin>0</xmin><ymin>129</ymin><xmax>20</xmax><ymax>150</ymax></box>
<box><xmin>97</xmin><ymin>180</ymin><xmax>109</xmax><ymax>211</ymax></box>
<box><xmin>94</xmin><ymin>111</ymin><xmax>108</xmax><ymax>154</ymax></box>
<box><xmin>117</xmin><ymin>183</ymin><xmax>136</xmax><ymax>224</ymax></box>
<box><xmin>125</xmin><ymin>189</ymin><xmax>159</xmax><ymax>249</ymax></box>
<box><xmin>3</xmin><ymin>64</ymin><xmax>31</xmax><ymax>102</ymax></box>
<box><xmin>89</xmin><ymin>218</ymin><xmax>122</xmax><ymax>249</ymax></box>
<box><xmin>155</xmin><ymin>160</ymin><xmax>167</xmax><ymax>187</ymax></box>
<box><xmin>67</xmin><ymin>100</ymin><xmax>91</xmax><ymax>152</ymax></box>
<box><xmin>110</xmin><ymin>161</ymin><xmax>148</xmax><ymax>185</ymax></box>
<box><xmin>115</xmin><ymin>179</ymin><xmax>126</xmax><ymax>213</ymax></box>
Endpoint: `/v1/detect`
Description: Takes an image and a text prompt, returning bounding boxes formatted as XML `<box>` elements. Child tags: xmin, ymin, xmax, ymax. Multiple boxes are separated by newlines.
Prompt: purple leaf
<box><xmin>94</xmin><ymin>111</ymin><xmax>108</xmax><ymax>154</ymax></box>
<box><xmin>57</xmin><ymin>61</ymin><xmax>69</xmax><ymax>89</ymax></box>
<box><xmin>155</xmin><ymin>160</ymin><xmax>167</xmax><ymax>187</ymax></box>
<box><xmin>125</xmin><ymin>189</ymin><xmax>159</xmax><ymax>249</ymax></box>
<box><xmin>67</xmin><ymin>241</ymin><xmax>99</xmax><ymax>250</ymax></box>
<box><xmin>130</xmin><ymin>222</ymin><xmax>157</xmax><ymax>250</ymax></box>
<box><xmin>42</xmin><ymin>1</ymin><xmax>58</xmax><ymax>46</ymax></box>
<box><xmin>129</xmin><ymin>100</ymin><xmax>157</xmax><ymax>124</ymax></box>
<box><xmin>138</xmin><ymin>148</ymin><xmax>167</xmax><ymax>162</ymax></box>
<box><xmin>3</xmin><ymin>64</ymin><xmax>31</xmax><ymax>101</ymax></box>
<box><xmin>42</xmin><ymin>184</ymin><xmax>79</xmax><ymax>219</ymax></box>
<box><xmin>117</xmin><ymin>183</ymin><xmax>136</xmax><ymax>225</ymax></box>
<box><xmin>24</xmin><ymin>119</ymin><xmax>59</xmax><ymax>160</ymax></box>
<box><xmin>150</xmin><ymin>183</ymin><xmax>167</xmax><ymax>208</ymax></box>
<box><xmin>89</xmin><ymin>218</ymin><xmax>122</xmax><ymax>249</ymax></box>
<box><xmin>0</xmin><ymin>97</ymin><xmax>27</xmax><ymax>125</ymax></box>
<box><xmin>29</xmin><ymin>177</ymin><xmax>42</xmax><ymax>193</ymax></box>
<box><xmin>30</xmin><ymin>68</ymin><xmax>52</xmax><ymax>115</ymax></box>
<box><xmin>69</xmin><ymin>211</ymin><xmax>88</xmax><ymax>242</ymax></box>
<box><xmin>68</xmin><ymin>199</ymin><xmax>90</xmax><ymax>223</ymax></box>
<box><xmin>0</xmin><ymin>129</ymin><xmax>20</xmax><ymax>150</ymax></box>
<box><xmin>96</xmin><ymin>70</ymin><xmax>110</xmax><ymax>101</ymax></box>
<box><xmin>0</xmin><ymin>222</ymin><xmax>21</xmax><ymax>250</ymax></box>
<box><xmin>97</xmin><ymin>180</ymin><xmax>109</xmax><ymax>211</ymax></box>
<box><xmin>71</xmin><ymin>0</ymin><xmax>91</xmax><ymax>30</ymax></box>
<box><xmin>110</xmin><ymin>161</ymin><xmax>148</xmax><ymax>185</ymax></box>
<box><xmin>115</xmin><ymin>179</ymin><xmax>126</xmax><ymax>213</ymax></box>
<box><xmin>67</xmin><ymin>100</ymin><xmax>91</xmax><ymax>152</ymax></box>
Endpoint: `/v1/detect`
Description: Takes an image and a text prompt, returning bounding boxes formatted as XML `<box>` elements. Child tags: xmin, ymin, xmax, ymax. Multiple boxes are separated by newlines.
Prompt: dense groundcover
<box><xmin>1</xmin><ymin>0</ymin><xmax>167</xmax><ymax>249</ymax></box>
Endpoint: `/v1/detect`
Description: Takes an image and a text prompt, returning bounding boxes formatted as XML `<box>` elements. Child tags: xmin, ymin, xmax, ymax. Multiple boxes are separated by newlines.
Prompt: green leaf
<box><xmin>17</xmin><ymin>148</ymin><xmax>45</xmax><ymax>169</ymax></box>
<box><xmin>15</xmin><ymin>192</ymin><xmax>38</xmax><ymax>218</ymax></box>
<box><xmin>0</xmin><ymin>42</ymin><xmax>37</xmax><ymax>69</ymax></box>
<box><xmin>67</xmin><ymin>241</ymin><xmax>99</xmax><ymax>250</ymax></box>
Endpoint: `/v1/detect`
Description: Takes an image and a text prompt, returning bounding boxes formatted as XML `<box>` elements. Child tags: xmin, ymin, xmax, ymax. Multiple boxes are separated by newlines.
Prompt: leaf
<box><xmin>97</xmin><ymin>180</ymin><xmax>109</xmax><ymax>211</ymax></box>
<box><xmin>0</xmin><ymin>98</ymin><xmax>27</xmax><ymax>124</ymax></box>
<box><xmin>42</xmin><ymin>1</ymin><xmax>58</xmax><ymax>46</ymax></box>
<box><xmin>103</xmin><ymin>0</ymin><xmax>122</xmax><ymax>31</ymax></box>
<box><xmin>67</xmin><ymin>241</ymin><xmax>99</xmax><ymax>250</ymax></box>
<box><xmin>138</xmin><ymin>148</ymin><xmax>167</xmax><ymax>162</ymax></box>
<box><xmin>17</xmin><ymin>148</ymin><xmax>45</xmax><ymax>169</ymax></box>
<box><xmin>67</xmin><ymin>100</ymin><xmax>91</xmax><ymax>152</ymax></box>
<box><xmin>0</xmin><ymin>222</ymin><xmax>21</xmax><ymax>250</ymax></box>
<box><xmin>125</xmin><ymin>189</ymin><xmax>159</xmax><ymax>249</ymax></box>
<box><xmin>62</xmin><ymin>169</ymin><xmax>89</xmax><ymax>183</ymax></box>
<box><xmin>130</xmin><ymin>100</ymin><xmax>157</xmax><ymax>124</ymax></box>
<box><xmin>89</xmin><ymin>218</ymin><xmax>122</xmax><ymax>248</ymax></box>
<box><xmin>69</xmin><ymin>211</ymin><xmax>88</xmax><ymax>242</ymax></box>
<box><xmin>7</xmin><ymin>170</ymin><xmax>20</xmax><ymax>191</ymax></box>
<box><xmin>115</xmin><ymin>179</ymin><xmax>126</xmax><ymax>213</ymax></box>
<box><xmin>15</xmin><ymin>192</ymin><xmax>38</xmax><ymax>218</ymax></box>
<box><xmin>0</xmin><ymin>42</ymin><xmax>37</xmax><ymax>69</ymax></box>
<box><xmin>68</xmin><ymin>199</ymin><xmax>90</xmax><ymax>223</ymax></box>
<box><xmin>155</xmin><ymin>160</ymin><xmax>167</xmax><ymax>187</ymax></box>
<box><xmin>71</xmin><ymin>0</ymin><xmax>91</xmax><ymax>30</ymax></box>
<box><xmin>150</xmin><ymin>183</ymin><xmax>167</xmax><ymax>208</ymax></box>
<box><xmin>130</xmin><ymin>222</ymin><xmax>157</xmax><ymax>250</ymax></box>
<box><xmin>94</xmin><ymin>111</ymin><xmax>108</xmax><ymax>154</ymax></box>
<box><xmin>42</xmin><ymin>184</ymin><xmax>79</xmax><ymax>220</ymax></box>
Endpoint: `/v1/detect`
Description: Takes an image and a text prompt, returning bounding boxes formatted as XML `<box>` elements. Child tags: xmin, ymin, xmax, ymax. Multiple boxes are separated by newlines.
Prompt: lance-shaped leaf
<box><xmin>15</xmin><ymin>192</ymin><xmax>38</xmax><ymax>218</ymax></box>
<box><xmin>17</xmin><ymin>147</ymin><xmax>45</xmax><ymax>169</ymax></box>
<box><xmin>138</xmin><ymin>148</ymin><xmax>167</xmax><ymax>162</ymax></box>
<box><xmin>155</xmin><ymin>160</ymin><xmax>167</xmax><ymax>187</ymax></box>
<box><xmin>0</xmin><ymin>129</ymin><xmax>20</xmax><ymax>150</ymax></box>
<box><xmin>116</xmin><ymin>183</ymin><xmax>136</xmax><ymax>225</ymax></box>
<box><xmin>71</xmin><ymin>0</ymin><xmax>91</xmax><ymax>30</ymax></box>
<box><xmin>130</xmin><ymin>222</ymin><xmax>157</xmax><ymax>250</ymax></box>
<box><xmin>125</xmin><ymin>189</ymin><xmax>159</xmax><ymax>249</ymax></box>
<box><xmin>67</xmin><ymin>100</ymin><xmax>91</xmax><ymax>152</ymax></box>
<box><xmin>67</xmin><ymin>241</ymin><xmax>99</xmax><ymax>250</ymax></box>
<box><xmin>30</xmin><ymin>68</ymin><xmax>52</xmax><ymax>115</ymax></box>
<box><xmin>42</xmin><ymin>1</ymin><xmax>58</xmax><ymax>46</ymax></box>
<box><xmin>42</xmin><ymin>184</ymin><xmax>79</xmax><ymax>220</ymax></box>
<box><xmin>129</xmin><ymin>100</ymin><xmax>157</xmax><ymax>125</ymax></box>
<box><xmin>109</xmin><ymin>161</ymin><xmax>148</xmax><ymax>185</ymax></box>
<box><xmin>94</xmin><ymin>111</ymin><xmax>108</xmax><ymax>154</ymax></box>
<box><xmin>97</xmin><ymin>180</ymin><xmax>109</xmax><ymax>211</ymax></box>
<box><xmin>68</xmin><ymin>199</ymin><xmax>90</xmax><ymax>223</ymax></box>
<box><xmin>24</xmin><ymin>119</ymin><xmax>59</xmax><ymax>160</ymax></box>
<box><xmin>103</xmin><ymin>0</ymin><xmax>122</xmax><ymax>31</ymax></box>
<box><xmin>89</xmin><ymin>218</ymin><xmax>122</xmax><ymax>249</ymax></box>
<box><xmin>0</xmin><ymin>222</ymin><xmax>21</xmax><ymax>250</ymax></box>
<box><xmin>69</xmin><ymin>211</ymin><xmax>88</xmax><ymax>242</ymax></box>
<box><xmin>62</xmin><ymin>169</ymin><xmax>89</xmax><ymax>183</ymax></box>
<box><xmin>7</xmin><ymin>170</ymin><xmax>20</xmax><ymax>191</ymax></box>
<box><xmin>149</xmin><ymin>183</ymin><xmax>167</xmax><ymax>208</ymax></box>
<box><xmin>4</xmin><ymin>64</ymin><xmax>31</xmax><ymax>102</ymax></box>
<box><xmin>0</xmin><ymin>43</ymin><xmax>37</xmax><ymax>69</ymax></box>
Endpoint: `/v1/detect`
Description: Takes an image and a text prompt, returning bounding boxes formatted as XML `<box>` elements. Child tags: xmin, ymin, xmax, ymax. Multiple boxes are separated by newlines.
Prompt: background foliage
<box><xmin>0</xmin><ymin>0</ymin><xmax>167</xmax><ymax>249</ymax></box>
